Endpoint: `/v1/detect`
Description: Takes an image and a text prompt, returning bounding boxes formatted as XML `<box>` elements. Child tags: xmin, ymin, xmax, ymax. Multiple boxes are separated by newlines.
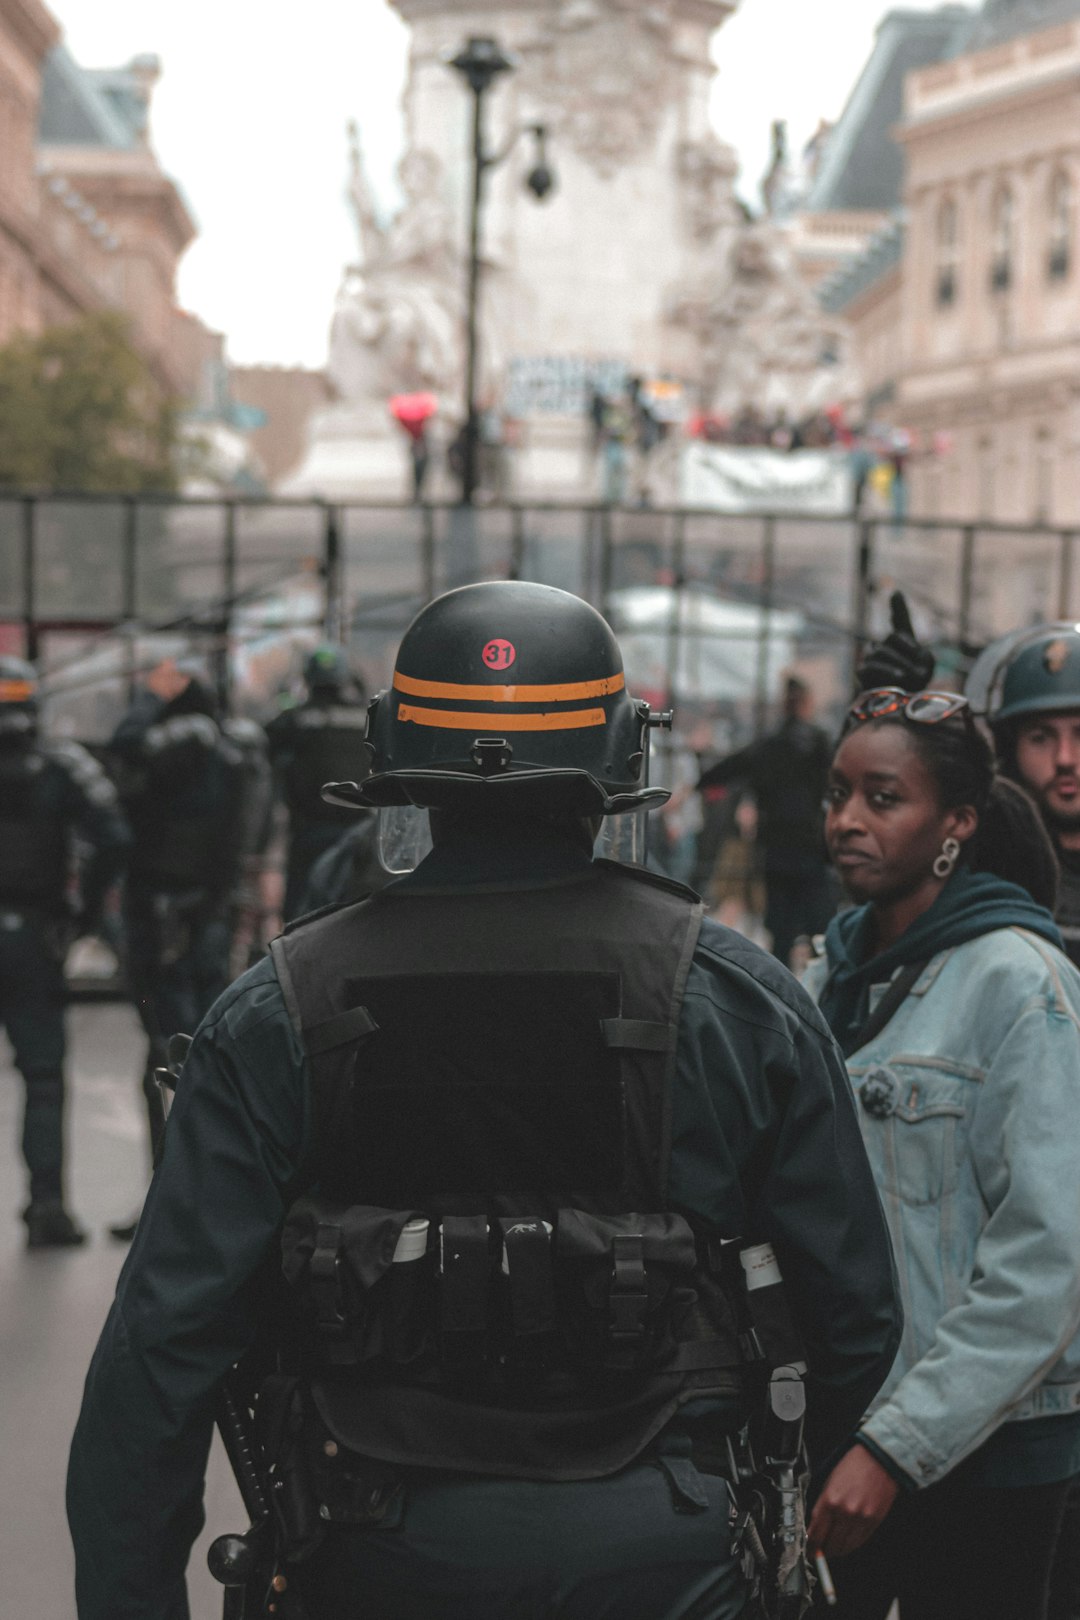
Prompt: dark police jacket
<box><xmin>267</xmin><ymin>696</ymin><xmax>369</xmax><ymax>829</ymax></box>
<box><xmin>0</xmin><ymin>738</ymin><xmax>129</xmax><ymax>920</ymax></box>
<box><xmin>111</xmin><ymin>692</ymin><xmax>247</xmax><ymax>898</ymax></box>
<box><xmin>67</xmin><ymin>825</ymin><xmax>901</xmax><ymax>1620</ymax></box>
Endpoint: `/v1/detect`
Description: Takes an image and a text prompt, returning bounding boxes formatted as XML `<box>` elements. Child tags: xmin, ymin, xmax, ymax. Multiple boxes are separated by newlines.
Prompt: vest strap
<box><xmin>440</xmin><ymin>1216</ymin><xmax>490</xmax><ymax>1364</ymax></box>
<box><xmin>610</xmin><ymin>1232</ymin><xmax>649</xmax><ymax>1342</ymax></box>
<box><xmin>499</xmin><ymin>1218</ymin><xmax>557</xmax><ymax>1340</ymax></box>
<box><xmin>302</xmin><ymin>1005</ymin><xmax>379</xmax><ymax>1058</ymax></box>
<box><xmin>601</xmin><ymin>1017</ymin><xmax>675</xmax><ymax>1052</ymax></box>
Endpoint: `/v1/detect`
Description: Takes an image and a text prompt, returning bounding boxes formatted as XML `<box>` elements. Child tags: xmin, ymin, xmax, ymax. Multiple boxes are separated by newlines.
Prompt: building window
<box><xmin>990</xmin><ymin>184</ymin><xmax>1013</xmax><ymax>292</ymax></box>
<box><xmin>1049</xmin><ymin>170</ymin><xmax>1072</xmax><ymax>281</ymax></box>
<box><xmin>936</xmin><ymin>197</ymin><xmax>959</xmax><ymax>306</ymax></box>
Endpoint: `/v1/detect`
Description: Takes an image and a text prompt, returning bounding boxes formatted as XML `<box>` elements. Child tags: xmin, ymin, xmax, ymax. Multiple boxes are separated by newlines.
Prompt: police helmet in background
<box><xmin>324</xmin><ymin>582</ymin><xmax>669</xmax><ymax>829</ymax></box>
<box><xmin>0</xmin><ymin>656</ymin><xmax>39</xmax><ymax>741</ymax></box>
<box><xmin>969</xmin><ymin>623</ymin><xmax>1080</xmax><ymax>730</ymax></box>
<box><xmin>304</xmin><ymin>643</ymin><xmax>352</xmax><ymax>697</ymax></box>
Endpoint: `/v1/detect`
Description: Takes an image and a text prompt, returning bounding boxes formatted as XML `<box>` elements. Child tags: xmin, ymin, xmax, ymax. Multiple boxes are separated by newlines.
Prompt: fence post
<box><xmin>322</xmin><ymin>504</ymin><xmax>342</xmax><ymax>639</ymax></box>
<box><xmin>665</xmin><ymin>513</ymin><xmax>687</xmax><ymax>712</ymax></box>
<box><xmin>1058</xmin><ymin>531</ymin><xmax>1075</xmax><ymax>620</ymax></box>
<box><xmin>957</xmin><ymin>524</ymin><xmax>976</xmax><ymax>648</ymax></box>
<box><xmin>21</xmin><ymin>496</ymin><xmax>37</xmax><ymax>662</ymax></box>
<box><xmin>122</xmin><ymin>496</ymin><xmax>139</xmax><ymax>702</ymax></box>
<box><xmin>509</xmin><ymin>506</ymin><xmax>525</xmax><ymax>582</ymax></box>
<box><xmin>753</xmin><ymin>514</ymin><xmax>776</xmax><ymax>739</ymax></box>
<box><xmin>420</xmin><ymin>504</ymin><xmax>436</xmax><ymax>603</ymax></box>
<box><xmin>850</xmin><ymin>517</ymin><xmax>875</xmax><ymax>683</ymax></box>
<box><xmin>215</xmin><ymin>501</ymin><xmax>237</xmax><ymax>711</ymax></box>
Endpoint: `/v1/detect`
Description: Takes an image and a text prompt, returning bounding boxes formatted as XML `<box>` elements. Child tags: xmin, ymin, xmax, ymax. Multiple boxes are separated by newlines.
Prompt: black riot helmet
<box><xmin>326</xmin><ymin>582</ymin><xmax>669</xmax><ymax>818</ymax></box>
<box><xmin>0</xmin><ymin>656</ymin><xmax>39</xmax><ymax>741</ymax></box>
<box><xmin>304</xmin><ymin>643</ymin><xmax>352</xmax><ymax>697</ymax></box>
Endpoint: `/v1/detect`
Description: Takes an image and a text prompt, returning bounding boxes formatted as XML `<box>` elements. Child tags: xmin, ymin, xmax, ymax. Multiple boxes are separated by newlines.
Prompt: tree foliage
<box><xmin>0</xmin><ymin>312</ymin><xmax>180</xmax><ymax>493</ymax></box>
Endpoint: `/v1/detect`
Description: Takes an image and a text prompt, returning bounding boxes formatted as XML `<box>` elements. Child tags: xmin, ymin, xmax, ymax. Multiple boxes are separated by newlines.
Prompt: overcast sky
<box><xmin>48</xmin><ymin>0</ymin><xmax>953</xmax><ymax>368</ymax></box>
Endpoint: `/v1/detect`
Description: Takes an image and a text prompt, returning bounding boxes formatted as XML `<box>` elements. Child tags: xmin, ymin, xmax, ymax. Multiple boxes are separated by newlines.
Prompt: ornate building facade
<box><xmin>0</xmin><ymin>0</ymin><xmax>201</xmax><ymax>398</ymax></box>
<box><xmin>821</xmin><ymin>0</ymin><xmax>1080</xmax><ymax>526</ymax></box>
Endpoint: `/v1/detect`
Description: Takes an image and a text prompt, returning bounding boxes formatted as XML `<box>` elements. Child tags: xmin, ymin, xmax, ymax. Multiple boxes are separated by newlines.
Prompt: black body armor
<box><xmin>270</xmin><ymin>861</ymin><xmax>750</xmax><ymax>1483</ymax></box>
<box><xmin>0</xmin><ymin>752</ymin><xmax>67</xmax><ymax>908</ymax></box>
<box><xmin>277</xmin><ymin>704</ymin><xmax>368</xmax><ymax>824</ymax></box>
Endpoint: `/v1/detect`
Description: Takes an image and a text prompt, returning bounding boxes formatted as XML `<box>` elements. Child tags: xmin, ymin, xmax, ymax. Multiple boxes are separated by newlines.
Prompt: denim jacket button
<box><xmin>860</xmin><ymin>1067</ymin><xmax>899</xmax><ymax>1120</ymax></box>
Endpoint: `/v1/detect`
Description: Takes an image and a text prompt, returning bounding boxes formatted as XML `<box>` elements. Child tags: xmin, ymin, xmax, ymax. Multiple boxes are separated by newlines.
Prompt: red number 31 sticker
<box><xmin>482</xmin><ymin>639</ymin><xmax>516</xmax><ymax>671</ymax></box>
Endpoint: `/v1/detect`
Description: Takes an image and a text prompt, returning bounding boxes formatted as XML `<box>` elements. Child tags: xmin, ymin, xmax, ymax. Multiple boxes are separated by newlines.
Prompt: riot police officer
<box><xmin>0</xmin><ymin>657</ymin><xmax>129</xmax><ymax>1246</ymax></box>
<box><xmin>974</xmin><ymin>625</ymin><xmax>1080</xmax><ymax>969</ymax></box>
<box><xmin>108</xmin><ymin>657</ymin><xmax>248</xmax><ymax>1219</ymax></box>
<box><xmin>267</xmin><ymin>643</ymin><xmax>369</xmax><ymax>920</ymax></box>
<box><xmin>68</xmin><ymin>583</ymin><xmax>901</xmax><ymax>1619</ymax></box>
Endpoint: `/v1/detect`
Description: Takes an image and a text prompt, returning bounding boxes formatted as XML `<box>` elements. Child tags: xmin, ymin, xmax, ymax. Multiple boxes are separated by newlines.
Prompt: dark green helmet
<box><xmin>981</xmin><ymin>624</ymin><xmax>1080</xmax><ymax>727</ymax></box>
<box><xmin>304</xmin><ymin>643</ymin><xmax>351</xmax><ymax>694</ymax></box>
<box><xmin>0</xmin><ymin>655</ymin><xmax>39</xmax><ymax>738</ymax></box>
<box><xmin>326</xmin><ymin>582</ymin><xmax>668</xmax><ymax>816</ymax></box>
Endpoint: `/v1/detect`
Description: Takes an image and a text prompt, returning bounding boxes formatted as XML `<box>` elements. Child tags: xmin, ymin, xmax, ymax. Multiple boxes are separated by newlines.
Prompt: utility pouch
<box><xmin>281</xmin><ymin>1199</ymin><xmax>434</xmax><ymax>1369</ymax></box>
<box><xmin>555</xmin><ymin>1211</ymin><xmax>699</xmax><ymax>1374</ymax></box>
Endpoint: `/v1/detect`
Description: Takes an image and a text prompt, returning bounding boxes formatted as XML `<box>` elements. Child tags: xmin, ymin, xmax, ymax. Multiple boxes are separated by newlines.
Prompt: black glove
<box><xmin>856</xmin><ymin>591</ymin><xmax>935</xmax><ymax>694</ymax></box>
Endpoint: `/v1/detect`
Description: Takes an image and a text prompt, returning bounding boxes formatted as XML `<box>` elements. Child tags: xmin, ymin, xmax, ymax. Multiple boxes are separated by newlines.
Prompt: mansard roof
<box><xmin>38</xmin><ymin>45</ymin><xmax>148</xmax><ymax>148</ymax></box>
<box><xmin>967</xmin><ymin>0</ymin><xmax>1080</xmax><ymax>48</ymax></box>
<box><xmin>805</xmin><ymin>8</ymin><xmax>974</xmax><ymax>215</ymax></box>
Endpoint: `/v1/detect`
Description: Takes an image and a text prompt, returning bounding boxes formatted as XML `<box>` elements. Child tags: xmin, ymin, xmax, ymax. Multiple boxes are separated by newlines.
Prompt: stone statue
<box><xmin>328</xmin><ymin>136</ymin><xmax>462</xmax><ymax>402</ymax></box>
<box><xmin>521</xmin><ymin>0</ymin><xmax>678</xmax><ymax>177</ymax></box>
<box><xmin>677</xmin><ymin>134</ymin><xmax>742</xmax><ymax>244</ymax></box>
<box><xmin>667</xmin><ymin>219</ymin><xmax>854</xmax><ymax>416</ymax></box>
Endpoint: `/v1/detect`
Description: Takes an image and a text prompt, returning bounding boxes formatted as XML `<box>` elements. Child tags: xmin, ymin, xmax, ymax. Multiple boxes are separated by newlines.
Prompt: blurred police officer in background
<box><xmin>696</xmin><ymin>675</ymin><xmax>833</xmax><ymax>967</ymax></box>
<box><xmin>267</xmin><ymin>642</ymin><xmax>369</xmax><ymax>921</ymax></box>
<box><xmin>107</xmin><ymin>656</ymin><xmax>248</xmax><ymax>1239</ymax></box>
<box><xmin>0</xmin><ymin>656</ymin><xmax>129</xmax><ymax>1247</ymax></box>
<box><xmin>69</xmin><ymin>582</ymin><xmax>900</xmax><ymax>1620</ymax></box>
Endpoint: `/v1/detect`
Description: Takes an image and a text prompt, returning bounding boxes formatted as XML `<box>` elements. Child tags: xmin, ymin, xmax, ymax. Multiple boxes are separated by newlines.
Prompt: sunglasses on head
<box><xmin>847</xmin><ymin>687</ymin><xmax>974</xmax><ymax>728</ymax></box>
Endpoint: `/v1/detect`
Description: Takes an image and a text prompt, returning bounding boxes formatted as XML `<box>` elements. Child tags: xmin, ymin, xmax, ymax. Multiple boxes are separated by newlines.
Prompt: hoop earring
<box><xmin>933</xmin><ymin>836</ymin><xmax>960</xmax><ymax>879</ymax></box>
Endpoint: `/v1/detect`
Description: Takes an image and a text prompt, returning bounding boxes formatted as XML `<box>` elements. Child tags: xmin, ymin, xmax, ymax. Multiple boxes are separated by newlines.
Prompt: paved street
<box><xmin>0</xmin><ymin>1003</ymin><xmax>244</xmax><ymax>1620</ymax></box>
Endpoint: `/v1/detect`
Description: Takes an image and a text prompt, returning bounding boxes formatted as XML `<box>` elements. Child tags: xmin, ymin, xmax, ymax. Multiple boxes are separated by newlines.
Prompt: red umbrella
<box><xmin>390</xmin><ymin>392</ymin><xmax>438</xmax><ymax>427</ymax></box>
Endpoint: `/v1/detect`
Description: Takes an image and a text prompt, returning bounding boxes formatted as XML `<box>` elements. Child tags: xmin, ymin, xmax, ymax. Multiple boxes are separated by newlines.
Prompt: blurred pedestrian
<box><xmin>697</xmin><ymin>676</ymin><xmax>833</xmax><ymax>967</ymax></box>
<box><xmin>599</xmin><ymin>394</ymin><xmax>633</xmax><ymax>505</ymax></box>
<box><xmin>806</xmin><ymin>689</ymin><xmax>1080</xmax><ymax>1620</ymax></box>
<box><xmin>0</xmin><ymin>657</ymin><xmax>129</xmax><ymax>1246</ymax></box>
<box><xmin>266</xmin><ymin>644</ymin><xmax>369</xmax><ymax>921</ymax></box>
<box><xmin>108</xmin><ymin>657</ymin><xmax>248</xmax><ymax>1239</ymax></box>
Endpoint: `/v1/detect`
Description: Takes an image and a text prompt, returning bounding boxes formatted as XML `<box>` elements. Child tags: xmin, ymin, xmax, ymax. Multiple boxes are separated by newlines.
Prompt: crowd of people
<box><xmin>3</xmin><ymin>576</ymin><xmax>1080</xmax><ymax>1618</ymax></box>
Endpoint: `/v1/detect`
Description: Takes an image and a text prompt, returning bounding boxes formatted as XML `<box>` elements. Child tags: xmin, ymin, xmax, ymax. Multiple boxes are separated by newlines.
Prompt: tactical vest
<box><xmin>0</xmin><ymin>754</ymin><xmax>67</xmax><ymax>907</ymax></box>
<box><xmin>270</xmin><ymin>860</ymin><xmax>750</xmax><ymax>1482</ymax></box>
<box><xmin>280</xmin><ymin>704</ymin><xmax>368</xmax><ymax>823</ymax></box>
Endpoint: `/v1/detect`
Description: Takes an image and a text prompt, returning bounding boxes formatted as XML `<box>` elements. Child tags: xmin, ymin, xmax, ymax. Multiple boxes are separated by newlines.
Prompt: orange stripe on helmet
<box><xmin>0</xmin><ymin>680</ymin><xmax>35</xmax><ymax>703</ymax></box>
<box><xmin>393</xmin><ymin>671</ymin><xmax>624</xmax><ymax>704</ymax></box>
<box><xmin>397</xmin><ymin>703</ymin><xmax>607</xmax><ymax>732</ymax></box>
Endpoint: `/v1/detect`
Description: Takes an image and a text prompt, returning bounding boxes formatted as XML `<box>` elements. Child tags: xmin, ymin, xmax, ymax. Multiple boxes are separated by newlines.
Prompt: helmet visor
<box><xmin>377</xmin><ymin>802</ymin><xmax>646</xmax><ymax>874</ymax></box>
<box><xmin>377</xmin><ymin>804</ymin><xmax>434</xmax><ymax>874</ymax></box>
<box><xmin>594</xmin><ymin>810</ymin><xmax>644</xmax><ymax>865</ymax></box>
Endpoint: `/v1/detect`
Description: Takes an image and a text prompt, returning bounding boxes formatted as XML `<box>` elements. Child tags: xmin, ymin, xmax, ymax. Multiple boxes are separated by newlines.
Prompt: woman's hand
<box><xmin>807</xmin><ymin>1444</ymin><xmax>900</xmax><ymax>1559</ymax></box>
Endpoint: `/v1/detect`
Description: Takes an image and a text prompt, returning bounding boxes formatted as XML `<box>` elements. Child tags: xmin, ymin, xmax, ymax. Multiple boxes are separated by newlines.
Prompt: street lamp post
<box><xmin>448</xmin><ymin>37</ymin><xmax>554</xmax><ymax>507</ymax></box>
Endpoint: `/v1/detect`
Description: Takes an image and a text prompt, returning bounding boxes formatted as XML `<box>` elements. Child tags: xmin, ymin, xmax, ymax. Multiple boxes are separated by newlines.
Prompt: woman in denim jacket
<box><xmin>803</xmin><ymin>688</ymin><xmax>1080</xmax><ymax>1620</ymax></box>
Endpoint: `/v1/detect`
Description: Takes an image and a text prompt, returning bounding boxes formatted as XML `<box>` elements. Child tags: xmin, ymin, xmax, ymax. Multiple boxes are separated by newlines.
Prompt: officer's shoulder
<box><xmin>200</xmin><ymin>954</ymin><xmax>296</xmax><ymax>1045</ymax></box>
<box><xmin>44</xmin><ymin>740</ymin><xmax>117</xmax><ymax>799</ymax></box>
<box><xmin>690</xmin><ymin>917</ymin><xmax>835</xmax><ymax>1045</ymax></box>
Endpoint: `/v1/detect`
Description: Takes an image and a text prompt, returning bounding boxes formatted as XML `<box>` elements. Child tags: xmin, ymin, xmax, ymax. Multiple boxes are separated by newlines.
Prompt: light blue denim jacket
<box><xmin>803</xmin><ymin>926</ymin><xmax>1080</xmax><ymax>1487</ymax></box>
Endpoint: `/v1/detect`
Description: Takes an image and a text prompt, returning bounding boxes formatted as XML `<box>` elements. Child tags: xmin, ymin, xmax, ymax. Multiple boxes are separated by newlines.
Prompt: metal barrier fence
<box><xmin>1</xmin><ymin>494</ymin><xmax>1075</xmax><ymax>750</ymax></box>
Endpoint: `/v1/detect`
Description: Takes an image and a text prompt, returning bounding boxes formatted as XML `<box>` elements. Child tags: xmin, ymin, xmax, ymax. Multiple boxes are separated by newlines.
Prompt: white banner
<box><xmin>680</xmin><ymin>444</ymin><xmax>853</xmax><ymax>514</ymax></box>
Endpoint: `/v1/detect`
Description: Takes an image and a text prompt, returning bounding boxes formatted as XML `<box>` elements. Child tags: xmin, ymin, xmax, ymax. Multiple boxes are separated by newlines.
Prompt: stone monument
<box><xmin>284</xmin><ymin>0</ymin><xmax>851</xmax><ymax>500</ymax></box>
